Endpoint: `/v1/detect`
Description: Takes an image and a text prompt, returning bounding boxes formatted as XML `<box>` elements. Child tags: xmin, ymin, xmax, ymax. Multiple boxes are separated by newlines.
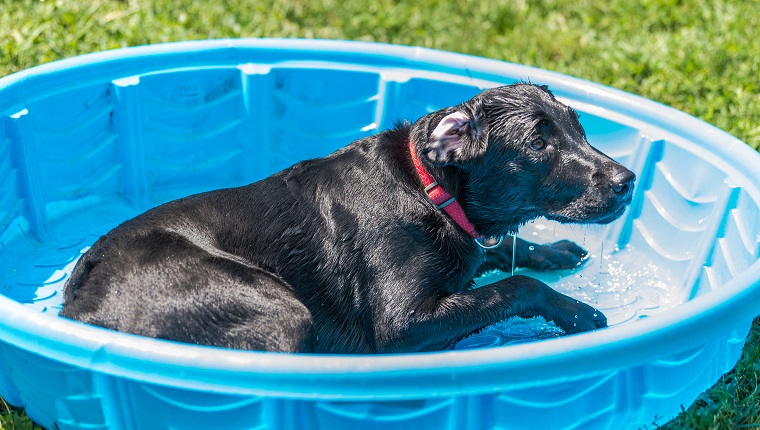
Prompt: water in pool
<box><xmin>5</xmin><ymin>210</ymin><xmax>678</xmax><ymax>351</ymax></box>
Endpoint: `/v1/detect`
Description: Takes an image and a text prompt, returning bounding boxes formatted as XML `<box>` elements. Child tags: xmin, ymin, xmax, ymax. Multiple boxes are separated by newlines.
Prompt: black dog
<box><xmin>61</xmin><ymin>84</ymin><xmax>635</xmax><ymax>354</ymax></box>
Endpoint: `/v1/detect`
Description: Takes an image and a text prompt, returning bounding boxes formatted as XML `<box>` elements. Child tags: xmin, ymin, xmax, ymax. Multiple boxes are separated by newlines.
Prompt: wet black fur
<box><xmin>61</xmin><ymin>84</ymin><xmax>635</xmax><ymax>353</ymax></box>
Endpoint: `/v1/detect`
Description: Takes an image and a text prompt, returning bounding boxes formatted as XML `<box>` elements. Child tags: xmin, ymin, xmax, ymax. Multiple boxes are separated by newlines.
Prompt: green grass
<box><xmin>1</xmin><ymin>0</ymin><xmax>759</xmax><ymax>428</ymax></box>
<box><xmin>0</xmin><ymin>398</ymin><xmax>39</xmax><ymax>430</ymax></box>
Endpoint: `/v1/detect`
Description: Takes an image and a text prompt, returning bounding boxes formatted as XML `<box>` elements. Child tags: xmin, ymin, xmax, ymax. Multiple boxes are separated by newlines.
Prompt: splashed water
<box><xmin>455</xmin><ymin>219</ymin><xmax>678</xmax><ymax>350</ymax></box>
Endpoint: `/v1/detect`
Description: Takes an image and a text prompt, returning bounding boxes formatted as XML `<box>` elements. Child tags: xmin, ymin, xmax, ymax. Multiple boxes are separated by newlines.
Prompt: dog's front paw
<box><xmin>522</xmin><ymin>240</ymin><xmax>588</xmax><ymax>271</ymax></box>
<box><xmin>549</xmin><ymin>297</ymin><xmax>607</xmax><ymax>335</ymax></box>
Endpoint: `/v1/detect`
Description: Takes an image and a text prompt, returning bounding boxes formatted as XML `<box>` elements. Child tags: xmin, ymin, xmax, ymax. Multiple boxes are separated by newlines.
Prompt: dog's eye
<box><xmin>530</xmin><ymin>137</ymin><xmax>547</xmax><ymax>151</ymax></box>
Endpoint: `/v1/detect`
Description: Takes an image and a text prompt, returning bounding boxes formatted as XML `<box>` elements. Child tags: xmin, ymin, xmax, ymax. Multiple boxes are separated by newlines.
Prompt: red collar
<box><xmin>409</xmin><ymin>139</ymin><xmax>481</xmax><ymax>238</ymax></box>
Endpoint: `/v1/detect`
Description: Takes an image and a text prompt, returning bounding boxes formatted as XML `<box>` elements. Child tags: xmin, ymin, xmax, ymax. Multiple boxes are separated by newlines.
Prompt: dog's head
<box><xmin>411</xmin><ymin>83</ymin><xmax>635</xmax><ymax>238</ymax></box>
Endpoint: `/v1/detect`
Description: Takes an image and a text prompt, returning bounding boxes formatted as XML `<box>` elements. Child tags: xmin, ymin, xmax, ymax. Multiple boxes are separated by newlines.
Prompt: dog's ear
<box><xmin>421</xmin><ymin>100</ymin><xmax>487</xmax><ymax>166</ymax></box>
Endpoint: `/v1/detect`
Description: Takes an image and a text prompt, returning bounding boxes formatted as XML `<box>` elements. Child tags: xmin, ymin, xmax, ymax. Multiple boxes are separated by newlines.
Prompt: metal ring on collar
<box><xmin>474</xmin><ymin>236</ymin><xmax>504</xmax><ymax>250</ymax></box>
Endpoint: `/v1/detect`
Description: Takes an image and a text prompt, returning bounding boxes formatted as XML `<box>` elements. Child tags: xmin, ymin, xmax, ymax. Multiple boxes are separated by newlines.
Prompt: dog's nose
<box><xmin>611</xmin><ymin>168</ymin><xmax>636</xmax><ymax>195</ymax></box>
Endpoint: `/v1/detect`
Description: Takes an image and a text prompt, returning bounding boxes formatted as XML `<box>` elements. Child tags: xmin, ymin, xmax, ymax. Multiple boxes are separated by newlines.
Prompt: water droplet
<box><xmin>510</xmin><ymin>233</ymin><xmax>518</xmax><ymax>277</ymax></box>
<box><xmin>528</xmin><ymin>245</ymin><xmax>535</xmax><ymax>251</ymax></box>
<box><xmin>574</xmin><ymin>314</ymin><xmax>578</xmax><ymax>319</ymax></box>
<box><xmin>593</xmin><ymin>312</ymin><xmax>598</xmax><ymax>318</ymax></box>
<box><xmin>573</xmin><ymin>323</ymin><xmax>577</xmax><ymax>327</ymax></box>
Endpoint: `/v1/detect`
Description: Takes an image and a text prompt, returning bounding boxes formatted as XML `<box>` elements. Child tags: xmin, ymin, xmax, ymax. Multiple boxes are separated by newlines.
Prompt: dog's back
<box><xmin>62</xmin><ymin>124</ymin><xmax>479</xmax><ymax>353</ymax></box>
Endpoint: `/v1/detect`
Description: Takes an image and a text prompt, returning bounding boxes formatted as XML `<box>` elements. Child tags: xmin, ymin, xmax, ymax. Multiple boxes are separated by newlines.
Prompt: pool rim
<box><xmin>1</xmin><ymin>38</ymin><xmax>759</xmax><ymax>399</ymax></box>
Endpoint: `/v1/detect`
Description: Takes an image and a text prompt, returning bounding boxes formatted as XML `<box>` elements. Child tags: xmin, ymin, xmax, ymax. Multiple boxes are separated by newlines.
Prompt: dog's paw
<box><xmin>551</xmin><ymin>299</ymin><xmax>607</xmax><ymax>335</ymax></box>
<box><xmin>522</xmin><ymin>240</ymin><xmax>588</xmax><ymax>271</ymax></box>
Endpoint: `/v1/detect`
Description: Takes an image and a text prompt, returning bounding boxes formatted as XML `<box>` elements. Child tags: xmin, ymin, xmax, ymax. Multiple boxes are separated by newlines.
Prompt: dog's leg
<box><xmin>152</xmin><ymin>259</ymin><xmax>315</xmax><ymax>352</ymax></box>
<box><xmin>387</xmin><ymin>275</ymin><xmax>605</xmax><ymax>352</ymax></box>
<box><xmin>206</xmin><ymin>274</ymin><xmax>315</xmax><ymax>352</ymax></box>
<box><xmin>477</xmin><ymin>237</ymin><xmax>588</xmax><ymax>275</ymax></box>
<box><xmin>63</xmin><ymin>232</ymin><xmax>314</xmax><ymax>353</ymax></box>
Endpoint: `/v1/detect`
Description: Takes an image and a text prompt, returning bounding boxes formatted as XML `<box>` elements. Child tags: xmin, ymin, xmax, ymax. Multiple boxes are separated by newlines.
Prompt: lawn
<box><xmin>1</xmin><ymin>0</ymin><xmax>759</xmax><ymax>429</ymax></box>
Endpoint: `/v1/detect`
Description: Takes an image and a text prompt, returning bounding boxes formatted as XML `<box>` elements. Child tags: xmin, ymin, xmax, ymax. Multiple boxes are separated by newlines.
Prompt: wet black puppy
<box><xmin>61</xmin><ymin>84</ymin><xmax>635</xmax><ymax>353</ymax></box>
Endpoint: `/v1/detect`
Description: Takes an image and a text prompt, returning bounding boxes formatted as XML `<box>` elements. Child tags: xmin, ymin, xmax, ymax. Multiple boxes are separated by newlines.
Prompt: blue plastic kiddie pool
<box><xmin>1</xmin><ymin>39</ymin><xmax>759</xmax><ymax>430</ymax></box>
